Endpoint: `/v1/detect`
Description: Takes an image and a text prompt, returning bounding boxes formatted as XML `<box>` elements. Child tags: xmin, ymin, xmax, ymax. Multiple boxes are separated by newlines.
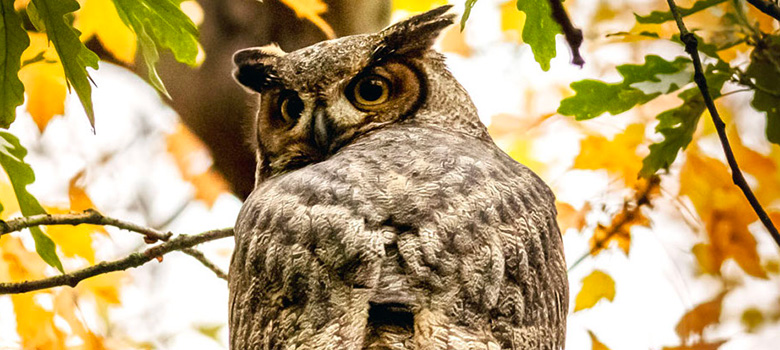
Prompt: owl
<box><xmin>228</xmin><ymin>5</ymin><xmax>568</xmax><ymax>350</ymax></box>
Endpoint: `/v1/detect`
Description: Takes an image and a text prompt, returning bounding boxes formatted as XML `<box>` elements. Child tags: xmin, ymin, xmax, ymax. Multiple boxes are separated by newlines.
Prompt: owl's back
<box><xmin>230</xmin><ymin>123</ymin><xmax>567</xmax><ymax>349</ymax></box>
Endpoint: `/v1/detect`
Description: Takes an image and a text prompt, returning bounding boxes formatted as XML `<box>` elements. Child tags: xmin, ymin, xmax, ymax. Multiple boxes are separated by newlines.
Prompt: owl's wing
<box><xmin>228</xmin><ymin>175</ymin><xmax>388</xmax><ymax>350</ymax></box>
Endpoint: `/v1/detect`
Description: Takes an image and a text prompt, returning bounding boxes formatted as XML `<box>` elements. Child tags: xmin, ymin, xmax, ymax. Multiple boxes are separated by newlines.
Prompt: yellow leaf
<box><xmin>280</xmin><ymin>0</ymin><xmax>335</xmax><ymax>39</ymax></box>
<box><xmin>77</xmin><ymin>271</ymin><xmax>127</xmax><ymax>305</ymax></box>
<box><xmin>14</xmin><ymin>0</ymin><xmax>29</xmax><ymax>11</ymax></box>
<box><xmin>166</xmin><ymin>123</ymin><xmax>229</xmax><ymax>207</ymax></box>
<box><xmin>0</xmin><ymin>236</ymin><xmax>48</xmax><ymax>282</ymax></box>
<box><xmin>675</xmin><ymin>292</ymin><xmax>725</xmax><ymax>342</ymax></box>
<box><xmin>45</xmin><ymin>207</ymin><xmax>97</xmax><ymax>264</ymax></box>
<box><xmin>681</xmin><ymin>150</ymin><xmax>768</xmax><ymax>279</ymax></box>
<box><xmin>574</xmin><ymin>124</ymin><xmax>645</xmax><ymax>187</ymax></box>
<box><xmin>12</xmin><ymin>293</ymin><xmax>68</xmax><ymax>350</ymax></box>
<box><xmin>392</xmin><ymin>0</ymin><xmax>449</xmax><ymax>14</ymax></box>
<box><xmin>574</xmin><ymin>270</ymin><xmax>615</xmax><ymax>312</ymax></box>
<box><xmin>76</xmin><ymin>0</ymin><xmax>137</xmax><ymax>64</ymax></box>
<box><xmin>588</xmin><ymin>330</ymin><xmax>611</xmax><ymax>350</ymax></box>
<box><xmin>19</xmin><ymin>33</ymin><xmax>67</xmax><ymax>132</ymax></box>
<box><xmin>500</xmin><ymin>0</ymin><xmax>526</xmax><ymax>43</ymax></box>
<box><xmin>0</xmin><ymin>178</ymin><xmax>21</xmax><ymax>218</ymax></box>
<box><xmin>741</xmin><ymin>307</ymin><xmax>764</xmax><ymax>333</ymax></box>
<box><xmin>692</xmin><ymin>243</ymin><xmax>721</xmax><ymax>276</ymax></box>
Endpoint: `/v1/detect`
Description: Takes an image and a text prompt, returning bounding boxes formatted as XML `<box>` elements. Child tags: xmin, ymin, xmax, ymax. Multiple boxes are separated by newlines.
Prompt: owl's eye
<box><xmin>352</xmin><ymin>75</ymin><xmax>391</xmax><ymax>107</ymax></box>
<box><xmin>278</xmin><ymin>93</ymin><xmax>304</xmax><ymax>123</ymax></box>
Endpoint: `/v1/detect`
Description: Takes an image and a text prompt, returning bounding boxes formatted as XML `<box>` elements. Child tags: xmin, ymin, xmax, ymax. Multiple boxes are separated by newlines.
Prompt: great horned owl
<box><xmin>229</xmin><ymin>6</ymin><xmax>568</xmax><ymax>350</ymax></box>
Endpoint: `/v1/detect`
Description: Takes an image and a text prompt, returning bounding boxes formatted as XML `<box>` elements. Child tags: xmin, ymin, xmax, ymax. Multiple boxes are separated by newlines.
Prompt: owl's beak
<box><xmin>311</xmin><ymin>104</ymin><xmax>334</xmax><ymax>151</ymax></box>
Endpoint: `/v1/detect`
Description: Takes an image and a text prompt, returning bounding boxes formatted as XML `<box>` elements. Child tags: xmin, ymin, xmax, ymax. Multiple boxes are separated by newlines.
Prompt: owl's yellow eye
<box><xmin>353</xmin><ymin>75</ymin><xmax>391</xmax><ymax>107</ymax></box>
<box><xmin>279</xmin><ymin>93</ymin><xmax>304</xmax><ymax>123</ymax></box>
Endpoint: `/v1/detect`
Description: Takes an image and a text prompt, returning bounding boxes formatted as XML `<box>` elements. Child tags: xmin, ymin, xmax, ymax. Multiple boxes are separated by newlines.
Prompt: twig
<box><xmin>734</xmin><ymin>69</ymin><xmax>780</xmax><ymax>97</ymax></box>
<box><xmin>746</xmin><ymin>0</ymin><xmax>780</xmax><ymax>21</ymax></box>
<box><xmin>548</xmin><ymin>0</ymin><xmax>585</xmax><ymax>67</ymax></box>
<box><xmin>0</xmin><ymin>228</ymin><xmax>233</xmax><ymax>294</ymax></box>
<box><xmin>666</xmin><ymin>0</ymin><xmax>780</xmax><ymax>248</ymax></box>
<box><xmin>0</xmin><ymin>209</ymin><xmax>172</xmax><ymax>243</ymax></box>
<box><xmin>182</xmin><ymin>248</ymin><xmax>228</xmax><ymax>281</ymax></box>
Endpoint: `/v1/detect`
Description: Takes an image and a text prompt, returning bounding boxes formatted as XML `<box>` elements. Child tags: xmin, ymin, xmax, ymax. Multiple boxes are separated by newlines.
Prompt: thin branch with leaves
<box><xmin>666</xmin><ymin>0</ymin><xmax>780</xmax><ymax>248</ymax></box>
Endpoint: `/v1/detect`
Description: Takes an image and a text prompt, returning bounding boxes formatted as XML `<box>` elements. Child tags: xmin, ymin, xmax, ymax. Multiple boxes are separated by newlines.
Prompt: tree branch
<box><xmin>182</xmin><ymin>248</ymin><xmax>228</xmax><ymax>281</ymax></box>
<box><xmin>548</xmin><ymin>0</ymin><xmax>585</xmax><ymax>67</ymax></box>
<box><xmin>746</xmin><ymin>0</ymin><xmax>780</xmax><ymax>21</ymax></box>
<box><xmin>0</xmin><ymin>209</ymin><xmax>172</xmax><ymax>243</ymax></box>
<box><xmin>0</xmin><ymin>228</ymin><xmax>233</xmax><ymax>294</ymax></box>
<box><xmin>666</xmin><ymin>0</ymin><xmax>780</xmax><ymax>248</ymax></box>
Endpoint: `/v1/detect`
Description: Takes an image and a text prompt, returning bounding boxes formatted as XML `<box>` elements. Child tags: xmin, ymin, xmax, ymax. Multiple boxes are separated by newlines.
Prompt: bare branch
<box><xmin>666</xmin><ymin>0</ymin><xmax>780</xmax><ymax>247</ymax></box>
<box><xmin>747</xmin><ymin>0</ymin><xmax>780</xmax><ymax>22</ymax></box>
<box><xmin>0</xmin><ymin>209</ymin><xmax>172</xmax><ymax>243</ymax></box>
<box><xmin>0</xmin><ymin>228</ymin><xmax>233</xmax><ymax>295</ymax></box>
<box><xmin>548</xmin><ymin>0</ymin><xmax>585</xmax><ymax>67</ymax></box>
<box><xmin>182</xmin><ymin>248</ymin><xmax>228</xmax><ymax>281</ymax></box>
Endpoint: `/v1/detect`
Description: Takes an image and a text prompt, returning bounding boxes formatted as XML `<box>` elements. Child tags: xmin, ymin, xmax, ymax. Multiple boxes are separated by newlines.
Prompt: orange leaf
<box><xmin>440</xmin><ymin>25</ymin><xmax>472</xmax><ymax>57</ymax></box>
<box><xmin>76</xmin><ymin>0</ymin><xmax>137</xmax><ymax>64</ymax></box>
<box><xmin>556</xmin><ymin>201</ymin><xmax>589</xmax><ymax>233</ymax></box>
<box><xmin>574</xmin><ymin>124</ymin><xmax>645</xmax><ymax>187</ymax></box>
<box><xmin>662</xmin><ymin>341</ymin><xmax>727</xmax><ymax>350</ymax></box>
<box><xmin>574</xmin><ymin>270</ymin><xmax>615</xmax><ymax>312</ymax></box>
<box><xmin>681</xmin><ymin>150</ymin><xmax>768</xmax><ymax>279</ymax></box>
<box><xmin>280</xmin><ymin>0</ymin><xmax>335</xmax><ymax>39</ymax></box>
<box><xmin>590</xmin><ymin>177</ymin><xmax>657</xmax><ymax>256</ymax></box>
<box><xmin>588</xmin><ymin>330</ymin><xmax>611</xmax><ymax>350</ymax></box>
<box><xmin>675</xmin><ymin>292</ymin><xmax>725</xmax><ymax>342</ymax></box>
<box><xmin>166</xmin><ymin>123</ymin><xmax>230</xmax><ymax>207</ymax></box>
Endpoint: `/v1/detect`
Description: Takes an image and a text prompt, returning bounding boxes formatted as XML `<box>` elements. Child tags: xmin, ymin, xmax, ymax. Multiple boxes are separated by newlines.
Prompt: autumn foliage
<box><xmin>1</xmin><ymin>0</ymin><xmax>779</xmax><ymax>350</ymax></box>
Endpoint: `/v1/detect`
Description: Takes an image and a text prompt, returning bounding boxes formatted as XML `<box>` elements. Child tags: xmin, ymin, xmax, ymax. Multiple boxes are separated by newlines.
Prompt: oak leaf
<box><xmin>675</xmin><ymin>292</ymin><xmax>725</xmax><ymax>342</ymax></box>
<box><xmin>575</xmin><ymin>124</ymin><xmax>645</xmax><ymax>187</ymax></box>
<box><xmin>166</xmin><ymin>123</ymin><xmax>229</xmax><ymax>207</ymax></box>
<box><xmin>18</xmin><ymin>33</ymin><xmax>67</xmax><ymax>132</ymax></box>
<box><xmin>574</xmin><ymin>269</ymin><xmax>615</xmax><ymax>312</ymax></box>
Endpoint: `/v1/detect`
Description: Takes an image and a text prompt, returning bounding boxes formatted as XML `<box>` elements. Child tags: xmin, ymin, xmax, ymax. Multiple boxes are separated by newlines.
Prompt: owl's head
<box><xmin>234</xmin><ymin>5</ymin><xmax>486</xmax><ymax>181</ymax></box>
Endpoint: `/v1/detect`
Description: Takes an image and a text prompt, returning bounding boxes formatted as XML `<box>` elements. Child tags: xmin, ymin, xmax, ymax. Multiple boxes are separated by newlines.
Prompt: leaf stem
<box><xmin>666</xmin><ymin>0</ymin><xmax>780</xmax><ymax>248</ymax></box>
<box><xmin>0</xmin><ymin>228</ymin><xmax>233</xmax><ymax>294</ymax></box>
<box><xmin>547</xmin><ymin>0</ymin><xmax>585</xmax><ymax>67</ymax></box>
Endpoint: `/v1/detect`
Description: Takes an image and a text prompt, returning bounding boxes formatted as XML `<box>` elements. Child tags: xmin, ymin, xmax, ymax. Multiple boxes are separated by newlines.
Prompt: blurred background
<box><xmin>1</xmin><ymin>0</ymin><xmax>779</xmax><ymax>349</ymax></box>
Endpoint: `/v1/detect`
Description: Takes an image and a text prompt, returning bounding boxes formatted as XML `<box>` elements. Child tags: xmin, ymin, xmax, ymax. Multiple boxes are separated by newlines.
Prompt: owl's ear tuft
<box><xmin>373</xmin><ymin>5</ymin><xmax>455</xmax><ymax>61</ymax></box>
<box><xmin>233</xmin><ymin>44</ymin><xmax>286</xmax><ymax>93</ymax></box>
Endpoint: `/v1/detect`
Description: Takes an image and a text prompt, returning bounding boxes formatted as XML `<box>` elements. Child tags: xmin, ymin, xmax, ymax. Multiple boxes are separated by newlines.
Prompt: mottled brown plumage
<box><xmin>229</xmin><ymin>6</ymin><xmax>568</xmax><ymax>349</ymax></box>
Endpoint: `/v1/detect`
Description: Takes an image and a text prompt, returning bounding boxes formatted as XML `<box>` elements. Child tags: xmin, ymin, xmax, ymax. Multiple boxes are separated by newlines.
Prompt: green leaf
<box><xmin>517</xmin><ymin>0</ymin><xmax>560</xmax><ymax>71</ymax></box>
<box><xmin>112</xmin><ymin>0</ymin><xmax>199</xmax><ymax>97</ymax></box>
<box><xmin>635</xmin><ymin>0</ymin><xmax>726</xmax><ymax>24</ymax></box>
<box><xmin>25</xmin><ymin>1</ymin><xmax>46</xmax><ymax>32</ymax></box>
<box><xmin>1</xmin><ymin>0</ymin><xmax>30</xmax><ymax>128</ymax></box>
<box><xmin>0</xmin><ymin>131</ymin><xmax>63</xmax><ymax>272</ymax></box>
<box><xmin>460</xmin><ymin>0</ymin><xmax>478</xmax><ymax>31</ymax></box>
<box><xmin>558</xmin><ymin>55</ymin><xmax>692</xmax><ymax>120</ymax></box>
<box><xmin>640</xmin><ymin>70</ymin><xmax>730</xmax><ymax>176</ymax></box>
<box><xmin>745</xmin><ymin>35</ymin><xmax>780</xmax><ymax>145</ymax></box>
<box><xmin>31</xmin><ymin>0</ymin><xmax>100</xmax><ymax>128</ymax></box>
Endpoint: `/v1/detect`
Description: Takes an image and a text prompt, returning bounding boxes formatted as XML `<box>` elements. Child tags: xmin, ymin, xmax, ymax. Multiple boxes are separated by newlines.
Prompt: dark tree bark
<box><xmin>155</xmin><ymin>0</ymin><xmax>391</xmax><ymax>198</ymax></box>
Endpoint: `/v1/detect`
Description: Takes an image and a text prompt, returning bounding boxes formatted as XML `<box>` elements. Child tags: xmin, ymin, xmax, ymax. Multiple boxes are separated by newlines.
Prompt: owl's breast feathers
<box><xmin>230</xmin><ymin>124</ymin><xmax>568</xmax><ymax>349</ymax></box>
